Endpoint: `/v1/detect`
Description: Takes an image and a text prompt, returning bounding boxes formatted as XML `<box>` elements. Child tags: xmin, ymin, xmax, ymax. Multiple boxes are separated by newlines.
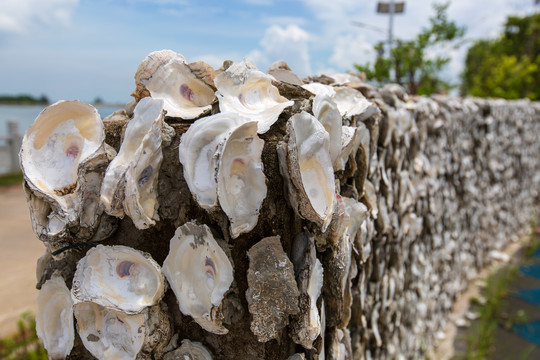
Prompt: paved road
<box><xmin>0</xmin><ymin>184</ymin><xmax>45</xmax><ymax>338</ymax></box>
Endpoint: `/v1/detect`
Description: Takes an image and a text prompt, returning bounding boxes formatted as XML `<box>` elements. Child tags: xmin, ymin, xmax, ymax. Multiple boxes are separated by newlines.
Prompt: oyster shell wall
<box><xmin>21</xmin><ymin>52</ymin><xmax>540</xmax><ymax>360</ymax></box>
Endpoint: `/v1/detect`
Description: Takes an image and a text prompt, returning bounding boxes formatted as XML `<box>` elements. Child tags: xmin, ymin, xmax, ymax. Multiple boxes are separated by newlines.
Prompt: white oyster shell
<box><xmin>279</xmin><ymin>111</ymin><xmax>335</xmax><ymax>231</ymax></box>
<box><xmin>20</xmin><ymin>100</ymin><xmax>109</xmax><ymax>243</ymax></box>
<box><xmin>162</xmin><ymin>222</ymin><xmax>234</xmax><ymax>334</ymax></box>
<box><xmin>36</xmin><ymin>274</ymin><xmax>74</xmax><ymax>360</ymax></box>
<box><xmin>215</xmin><ymin>60</ymin><xmax>294</xmax><ymax>134</ymax></box>
<box><xmin>333</xmin><ymin>86</ymin><xmax>377</xmax><ymax>120</ymax></box>
<box><xmin>290</xmin><ymin>231</ymin><xmax>324</xmax><ymax>349</ymax></box>
<box><xmin>74</xmin><ymin>301</ymin><xmax>145</xmax><ymax>360</ymax></box>
<box><xmin>312</xmin><ymin>94</ymin><xmax>342</xmax><ymax>167</ymax></box>
<box><xmin>330</xmin><ymin>73</ymin><xmax>364</xmax><ymax>88</ymax></box>
<box><xmin>302</xmin><ymin>82</ymin><xmax>336</xmax><ymax>98</ymax></box>
<box><xmin>217</xmin><ymin>121</ymin><xmax>267</xmax><ymax>238</ymax></box>
<box><xmin>143</xmin><ymin>57</ymin><xmax>216</xmax><ymax>119</ymax></box>
<box><xmin>178</xmin><ymin>112</ymin><xmax>248</xmax><ymax>209</ymax></box>
<box><xmin>335</xmin><ymin>126</ymin><xmax>362</xmax><ymax>172</ymax></box>
<box><xmin>100</xmin><ymin>97</ymin><xmax>165</xmax><ymax>229</ymax></box>
<box><xmin>163</xmin><ymin>339</ymin><xmax>213</xmax><ymax>360</ymax></box>
<box><xmin>302</xmin><ymin>83</ymin><xmax>376</xmax><ymax>121</ymax></box>
<box><xmin>72</xmin><ymin>245</ymin><xmax>165</xmax><ymax>314</ymax></box>
<box><xmin>132</xmin><ymin>49</ymin><xmax>184</xmax><ymax>101</ymax></box>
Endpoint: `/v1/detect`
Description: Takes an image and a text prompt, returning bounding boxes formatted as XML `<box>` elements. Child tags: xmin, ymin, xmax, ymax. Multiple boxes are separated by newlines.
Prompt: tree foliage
<box><xmin>355</xmin><ymin>2</ymin><xmax>465</xmax><ymax>95</ymax></box>
<box><xmin>461</xmin><ymin>13</ymin><xmax>540</xmax><ymax>100</ymax></box>
<box><xmin>0</xmin><ymin>94</ymin><xmax>49</xmax><ymax>105</ymax></box>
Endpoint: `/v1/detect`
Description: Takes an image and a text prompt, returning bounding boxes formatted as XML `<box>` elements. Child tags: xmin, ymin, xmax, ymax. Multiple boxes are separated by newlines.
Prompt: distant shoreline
<box><xmin>0</xmin><ymin>102</ymin><xmax>124</xmax><ymax>108</ymax></box>
<box><xmin>0</xmin><ymin>95</ymin><xmax>123</xmax><ymax>108</ymax></box>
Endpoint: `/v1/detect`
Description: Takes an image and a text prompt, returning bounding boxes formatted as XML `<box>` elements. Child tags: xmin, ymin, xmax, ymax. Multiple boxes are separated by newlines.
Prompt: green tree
<box><xmin>355</xmin><ymin>2</ymin><xmax>465</xmax><ymax>95</ymax></box>
<box><xmin>461</xmin><ymin>13</ymin><xmax>540</xmax><ymax>100</ymax></box>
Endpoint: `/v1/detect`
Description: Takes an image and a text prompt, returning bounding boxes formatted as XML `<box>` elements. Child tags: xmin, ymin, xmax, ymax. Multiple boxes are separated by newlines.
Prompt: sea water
<box><xmin>0</xmin><ymin>104</ymin><xmax>121</xmax><ymax>138</ymax></box>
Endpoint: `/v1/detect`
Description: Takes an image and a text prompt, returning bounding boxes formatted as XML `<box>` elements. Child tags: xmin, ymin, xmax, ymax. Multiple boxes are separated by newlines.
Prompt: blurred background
<box><xmin>0</xmin><ymin>0</ymin><xmax>538</xmax><ymax>357</ymax></box>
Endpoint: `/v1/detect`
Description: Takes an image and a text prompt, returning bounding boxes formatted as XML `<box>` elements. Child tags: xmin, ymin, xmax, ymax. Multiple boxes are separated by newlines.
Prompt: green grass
<box><xmin>0</xmin><ymin>172</ymin><xmax>23</xmax><ymax>187</ymax></box>
<box><xmin>461</xmin><ymin>221</ymin><xmax>540</xmax><ymax>360</ymax></box>
<box><xmin>0</xmin><ymin>312</ymin><xmax>47</xmax><ymax>359</ymax></box>
<box><xmin>464</xmin><ymin>265</ymin><xmax>518</xmax><ymax>359</ymax></box>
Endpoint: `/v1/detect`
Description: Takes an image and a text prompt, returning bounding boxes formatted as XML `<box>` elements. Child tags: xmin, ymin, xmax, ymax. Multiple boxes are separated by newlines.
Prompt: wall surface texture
<box><xmin>26</xmin><ymin>74</ymin><xmax>540</xmax><ymax>360</ymax></box>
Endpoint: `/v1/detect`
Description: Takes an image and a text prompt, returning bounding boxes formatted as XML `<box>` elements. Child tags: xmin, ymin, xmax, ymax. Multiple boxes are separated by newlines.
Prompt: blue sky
<box><xmin>0</xmin><ymin>0</ymin><xmax>536</xmax><ymax>104</ymax></box>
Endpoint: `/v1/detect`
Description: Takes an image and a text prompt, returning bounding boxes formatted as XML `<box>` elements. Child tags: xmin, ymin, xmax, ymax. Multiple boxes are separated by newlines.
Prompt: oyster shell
<box><xmin>217</xmin><ymin>121</ymin><xmax>267</xmax><ymax>238</ymax></box>
<box><xmin>163</xmin><ymin>339</ymin><xmax>213</xmax><ymax>360</ymax></box>
<box><xmin>287</xmin><ymin>354</ymin><xmax>306</xmax><ymax>360</ymax></box>
<box><xmin>36</xmin><ymin>274</ymin><xmax>74</xmax><ymax>360</ymax></box>
<box><xmin>330</xmin><ymin>73</ymin><xmax>364</xmax><ymax>88</ymax></box>
<box><xmin>302</xmin><ymin>83</ymin><xmax>377</xmax><ymax>121</ymax></box>
<box><xmin>139</xmin><ymin>304</ymin><xmax>172</xmax><ymax>360</ymax></box>
<box><xmin>278</xmin><ymin>111</ymin><xmax>335</xmax><ymax>231</ymax></box>
<box><xmin>178</xmin><ymin>112</ymin><xmax>248</xmax><ymax>209</ymax></box>
<box><xmin>20</xmin><ymin>100</ymin><xmax>111</xmax><ymax>246</ymax></box>
<box><xmin>246</xmin><ymin>236</ymin><xmax>300</xmax><ymax>342</ymax></box>
<box><xmin>312</xmin><ymin>94</ymin><xmax>342</xmax><ymax>167</ymax></box>
<box><xmin>290</xmin><ymin>231</ymin><xmax>324</xmax><ymax>349</ymax></box>
<box><xmin>143</xmin><ymin>57</ymin><xmax>216</xmax><ymax>119</ymax></box>
<box><xmin>302</xmin><ymin>82</ymin><xmax>336</xmax><ymax>98</ymax></box>
<box><xmin>215</xmin><ymin>59</ymin><xmax>294</xmax><ymax>134</ymax></box>
<box><xmin>322</xmin><ymin>197</ymin><xmax>367</xmax><ymax>329</ymax></box>
<box><xmin>334</xmin><ymin>126</ymin><xmax>360</xmax><ymax>172</ymax></box>
<box><xmin>327</xmin><ymin>328</ymin><xmax>352</xmax><ymax>360</ymax></box>
<box><xmin>74</xmin><ymin>301</ymin><xmax>145</xmax><ymax>360</ymax></box>
<box><xmin>333</xmin><ymin>86</ymin><xmax>377</xmax><ymax>120</ymax></box>
<box><xmin>162</xmin><ymin>222</ymin><xmax>234</xmax><ymax>334</ymax></box>
<box><xmin>72</xmin><ymin>245</ymin><xmax>165</xmax><ymax>314</ymax></box>
<box><xmin>132</xmin><ymin>49</ymin><xmax>183</xmax><ymax>101</ymax></box>
<box><xmin>268</xmin><ymin>60</ymin><xmax>304</xmax><ymax>86</ymax></box>
<box><xmin>100</xmin><ymin>97</ymin><xmax>165</xmax><ymax>229</ymax></box>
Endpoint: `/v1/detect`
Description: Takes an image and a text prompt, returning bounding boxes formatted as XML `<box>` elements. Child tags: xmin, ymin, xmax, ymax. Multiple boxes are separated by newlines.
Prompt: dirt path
<box><xmin>0</xmin><ymin>184</ymin><xmax>45</xmax><ymax>338</ymax></box>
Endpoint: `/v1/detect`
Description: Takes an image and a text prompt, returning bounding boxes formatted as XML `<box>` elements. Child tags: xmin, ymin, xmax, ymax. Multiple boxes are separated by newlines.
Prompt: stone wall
<box><xmin>29</xmin><ymin>74</ymin><xmax>540</xmax><ymax>360</ymax></box>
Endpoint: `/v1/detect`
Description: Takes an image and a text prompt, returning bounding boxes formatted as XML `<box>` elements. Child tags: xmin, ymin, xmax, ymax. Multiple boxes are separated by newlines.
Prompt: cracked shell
<box><xmin>74</xmin><ymin>301</ymin><xmax>145</xmax><ymax>360</ymax></box>
<box><xmin>217</xmin><ymin>121</ymin><xmax>267</xmax><ymax>238</ymax></box>
<box><xmin>162</xmin><ymin>222</ymin><xmax>234</xmax><ymax>334</ymax></box>
<box><xmin>20</xmin><ymin>100</ymin><xmax>111</xmax><ymax>245</ymax></box>
<box><xmin>100</xmin><ymin>97</ymin><xmax>166</xmax><ymax>229</ymax></box>
<box><xmin>36</xmin><ymin>274</ymin><xmax>74</xmax><ymax>360</ymax></box>
<box><xmin>72</xmin><ymin>245</ymin><xmax>165</xmax><ymax>314</ymax></box>
<box><xmin>178</xmin><ymin>112</ymin><xmax>248</xmax><ymax>209</ymax></box>
<box><xmin>215</xmin><ymin>59</ymin><xmax>293</xmax><ymax>134</ymax></box>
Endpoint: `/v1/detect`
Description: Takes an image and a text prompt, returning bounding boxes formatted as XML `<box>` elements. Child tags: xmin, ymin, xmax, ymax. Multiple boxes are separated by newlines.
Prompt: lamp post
<box><xmin>376</xmin><ymin>0</ymin><xmax>405</xmax><ymax>56</ymax></box>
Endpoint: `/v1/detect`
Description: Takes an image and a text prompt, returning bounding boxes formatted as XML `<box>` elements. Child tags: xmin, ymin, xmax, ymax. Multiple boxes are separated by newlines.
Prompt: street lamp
<box><xmin>376</xmin><ymin>0</ymin><xmax>405</xmax><ymax>55</ymax></box>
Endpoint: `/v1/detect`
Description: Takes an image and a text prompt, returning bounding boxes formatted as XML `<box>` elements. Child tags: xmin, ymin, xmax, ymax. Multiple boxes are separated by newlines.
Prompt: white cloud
<box><xmin>247</xmin><ymin>24</ymin><xmax>311</xmax><ymax>75</ymax></box>
<box><xmin>298</xmin><ymin>0</ymin><xmax>536</xmax><ymax>83</ymax></box>
<box><xmin>196</xmin><ymin>52</ymin><xmax>244</xmax><ymax>69</ymax></box>
<box><xmin>0</xmin><ymin>0</ymin><xmax>78</xmax><ymax>35</ymax></box>
<box><xmin>330</xmin><ymin>32</ymin><xmax>374</xmax><ymax>71</ymax></box>
<box><xmin>261</xmin><ymin>16</ymin><xmax>307</xmax><ymax>27</ymax></box>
